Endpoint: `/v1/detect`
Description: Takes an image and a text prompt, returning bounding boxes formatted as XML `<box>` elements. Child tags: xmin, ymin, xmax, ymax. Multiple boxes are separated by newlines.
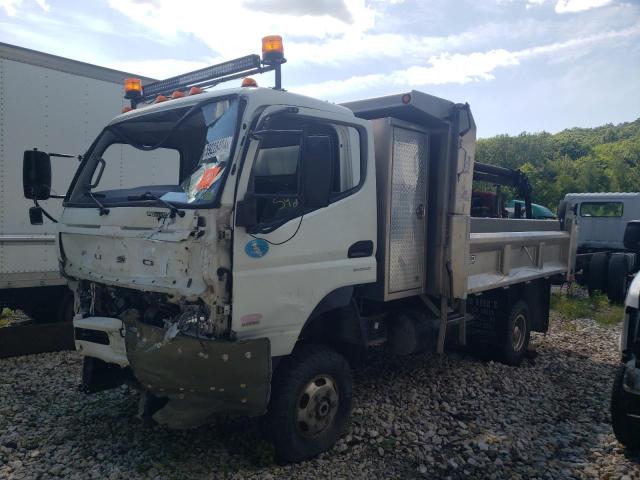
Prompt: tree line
<box><xmin>475</xmin><ymin>118</ymin><xmax>640</xmax><ymax>211</ymax></box>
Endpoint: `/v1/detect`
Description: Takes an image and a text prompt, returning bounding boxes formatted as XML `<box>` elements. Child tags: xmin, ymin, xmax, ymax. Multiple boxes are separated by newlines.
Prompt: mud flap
<box><xmin>122</xmin><ymin>312</ymin><xmax>271</xmax><ymax>429</ymax></box>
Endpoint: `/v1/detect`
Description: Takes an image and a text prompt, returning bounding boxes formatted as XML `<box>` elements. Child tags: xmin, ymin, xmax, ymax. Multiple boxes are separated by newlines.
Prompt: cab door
<box><xmin>231</xmin><ymin>107</ymin><xmax>377</xmax><ymax>357</ymax></box>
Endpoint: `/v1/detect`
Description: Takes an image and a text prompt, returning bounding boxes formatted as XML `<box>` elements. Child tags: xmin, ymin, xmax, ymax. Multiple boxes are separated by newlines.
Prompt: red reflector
<box><xmin>401</xmin><ymin>93</ymin><xmax>411</xmax><ymax>104</ymax></box>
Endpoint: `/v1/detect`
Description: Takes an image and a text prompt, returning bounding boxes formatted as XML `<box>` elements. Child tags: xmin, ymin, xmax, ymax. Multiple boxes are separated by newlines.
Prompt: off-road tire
<box><xmin>611</xmin><ymin>365</ymin><xmax>640</xmax><ymax>450</ymax></box>
<box><xmin>500</xmin><ymin>301</ymin><xmax>531</xmax><ymax>366</ymax></box>
<box><xmin>265</xmin><ymin>344</ymin><xmax>353</xmax><ymax>463</ymax></box>
<box><xmin>607</xmin><ymin>254</ymin><xmax>629</xmax><ymax>304</ymax></box>
<box><xmin>588</xmin><ymin>253</ymin><xmax>608</xmax><ymax>296</ymax></box>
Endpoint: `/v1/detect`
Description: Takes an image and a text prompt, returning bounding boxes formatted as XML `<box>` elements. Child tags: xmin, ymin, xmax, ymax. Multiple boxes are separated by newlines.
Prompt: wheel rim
<box><xmin>511</xmin><ymin>313</ymin><xmax>527</xmax><ymax>352</ymax></box>
<box><xmin>296</xmin><ymin>374</ymin><xmax>339</xmax><ymax>438</ymax></box>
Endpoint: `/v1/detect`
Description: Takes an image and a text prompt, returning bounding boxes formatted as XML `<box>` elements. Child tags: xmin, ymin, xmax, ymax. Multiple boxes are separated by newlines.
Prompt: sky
<box><xmin>0</xmin><ymin>0</ymin><xmax>638</xmax><ymax>137</ymax></box>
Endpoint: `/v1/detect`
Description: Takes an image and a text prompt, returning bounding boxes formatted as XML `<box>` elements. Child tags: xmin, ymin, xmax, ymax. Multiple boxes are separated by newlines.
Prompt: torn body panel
<box><xmin>122</xmin><ymin>313</ymin><xmax>271</xmax><ymax>429</ymax></box>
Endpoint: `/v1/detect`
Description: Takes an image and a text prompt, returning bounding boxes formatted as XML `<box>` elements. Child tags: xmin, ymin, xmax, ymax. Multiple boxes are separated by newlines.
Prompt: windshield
<box><xmin>67</xmin><ymin>96</ymin><xmax>240</xmax><ymax>208</ymax></box>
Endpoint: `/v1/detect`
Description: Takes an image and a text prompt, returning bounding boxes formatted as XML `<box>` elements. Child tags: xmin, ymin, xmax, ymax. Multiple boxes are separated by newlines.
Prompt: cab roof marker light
<box><xmin>242</xmin><ymin>77</ymin><xmax>258</xmax><ymax>87</ymax></box>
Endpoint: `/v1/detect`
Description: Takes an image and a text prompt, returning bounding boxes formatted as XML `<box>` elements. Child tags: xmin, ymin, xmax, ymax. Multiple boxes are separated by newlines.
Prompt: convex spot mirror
<box><xmin>29</xmin><ymin>206</ymin><xmax>44</xmax><ymax>225</ymax></box>
<box><xmin>23</xmin><ymin>149</ymin><xmax>51</xmax><ymax>200</ymax></box>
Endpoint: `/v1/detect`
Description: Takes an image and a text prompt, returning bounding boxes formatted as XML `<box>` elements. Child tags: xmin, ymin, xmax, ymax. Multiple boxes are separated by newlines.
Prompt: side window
<box><xmin>249</xmin><ymin>117</ymin><xmax>363</xmax><ymax>226</ymax></box>
<box><xmin>252</xmin><ymin>126</ymin><xmax>302</xmax><ymax>225</ymax></box>
<box><xmin>580</xmin><ymin>202</ymin><xmax>623</xmax><ymax>217</ymax></box>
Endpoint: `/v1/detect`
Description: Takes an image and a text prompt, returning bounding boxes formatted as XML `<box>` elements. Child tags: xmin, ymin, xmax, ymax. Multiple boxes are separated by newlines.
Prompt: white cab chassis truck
<box><xmin>0</xmin><ymin>41</ymin><xmax>152</xmax><ymax>325</ymax></box>
<box><xmin>562</xmin><ymin>193</ymin><xmax>640</xmax><ymax>303</ymax></box>
<box><xmin>22</xmin><ymin>40</ymin><xmax>576</xmax><ymax>461</ymax></box>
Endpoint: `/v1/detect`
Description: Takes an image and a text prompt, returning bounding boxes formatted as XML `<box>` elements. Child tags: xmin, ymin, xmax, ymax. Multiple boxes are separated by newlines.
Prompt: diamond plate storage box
<box><xmin>369</xmin><ymin>118</ymin><xmax>429</xmax><ymax>301</ymax></box>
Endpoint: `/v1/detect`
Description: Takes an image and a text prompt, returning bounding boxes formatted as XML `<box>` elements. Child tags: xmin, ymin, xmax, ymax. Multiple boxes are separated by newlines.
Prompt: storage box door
<box><xmin>387</xmin><ymin>126</ymin><xmax>428</xmax><ymax>294</ymax></box>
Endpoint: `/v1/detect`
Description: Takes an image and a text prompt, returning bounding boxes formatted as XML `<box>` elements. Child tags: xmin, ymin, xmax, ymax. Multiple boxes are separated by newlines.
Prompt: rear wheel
<box><xmin>500</xmin><ymin>301</ymin><xmax>531</xmax><ymax>366</ymax></box>
<box><xmin>265</xmin><ymin>345</ymin><xmax>352</xmax><ymax>463</ymax></box>
<box><xmin>611</xmin><ymin>365</ymin><xmax>640</xmax><ymax>450</ymax></box>
<box><xmin>588</xmin><ymin>253</ymin><xmax>609</xmax><ymax>296</ymax></box>
<box><xmin>607</xmin><ymin>254</ymin><xmax>629</xmax><ymax>304</ymax></box>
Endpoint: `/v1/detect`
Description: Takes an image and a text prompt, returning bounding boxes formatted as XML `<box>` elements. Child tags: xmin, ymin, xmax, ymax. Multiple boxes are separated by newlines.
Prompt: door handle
<box><xmin>416</xmin><ymin>204</ymin><xmax>425</xmax><ymax>219</ymax></box>
<box><xmin>348</xmin><ymin>240</ymin><xmax>374</xmax><ymax>258</ymax></box>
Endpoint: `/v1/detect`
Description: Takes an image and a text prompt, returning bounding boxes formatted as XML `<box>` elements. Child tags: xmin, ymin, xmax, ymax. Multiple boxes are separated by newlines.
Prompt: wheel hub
<box><xmin>512</xmin><ymin>313</ymin><xmax>526</xmax><ymax>351</ymax></box>
<box><xmin>296</xmin><ymin>374</ymin><xmax>339</xmax><ymax>438</ymax></box>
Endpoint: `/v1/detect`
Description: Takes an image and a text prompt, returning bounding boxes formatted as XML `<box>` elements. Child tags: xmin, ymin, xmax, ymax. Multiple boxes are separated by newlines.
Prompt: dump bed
<box><xmin>342</xmin><ymin>91</ymin><xmax>576</xmax><ymax>300</ymax></box>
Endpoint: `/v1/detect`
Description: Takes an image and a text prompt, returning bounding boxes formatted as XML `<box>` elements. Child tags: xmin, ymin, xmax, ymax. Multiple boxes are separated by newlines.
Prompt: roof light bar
<box><xmin>141</xmin><ymin>54</ymin><xmax>262</xmax><ymax>101</ymax></box>
<box><xmin>127</xmin><ymin>36</ymin><xmax>287</xmax><ymax>108</ymax></box>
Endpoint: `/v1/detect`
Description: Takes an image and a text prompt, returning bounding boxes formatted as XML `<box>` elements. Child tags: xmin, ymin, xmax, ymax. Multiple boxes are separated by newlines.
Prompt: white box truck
<box><xmin>0</xmin><ymin>42</ymin><xmax>152</xmax><ymax>326</ymax></box>
<box><xmin>21</xmin><ymin>36</ymin><xmax>577</xmax><ymax>461</ymax></box>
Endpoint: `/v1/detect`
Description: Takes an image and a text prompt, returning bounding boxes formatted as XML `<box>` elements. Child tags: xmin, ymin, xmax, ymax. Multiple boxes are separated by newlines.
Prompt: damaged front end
<box><xmin>74</xmin><ymin>282</ymin><xmax>271</xmax><ymax>428</ymax></box>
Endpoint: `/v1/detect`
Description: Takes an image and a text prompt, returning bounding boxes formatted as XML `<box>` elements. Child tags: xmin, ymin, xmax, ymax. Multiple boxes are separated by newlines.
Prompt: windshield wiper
<box><xmin>128</xmin><ymin>192</ymin><xmax>185</xmax><ymax>218</ymax></box>
<box><xmin>87</xmin><ymin>191</ymin><xmax>110</xmax><ymax>216</ymax></box>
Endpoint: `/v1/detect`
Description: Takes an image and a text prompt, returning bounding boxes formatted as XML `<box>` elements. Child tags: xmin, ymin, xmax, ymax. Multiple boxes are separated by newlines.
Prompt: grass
<box><xmin>0</xmin><ymin>308</ymin><xmax>12</xmax><ymax>328</ymax></box>
<box><xmin>550</xmin><ymin>288</ymin><xmax>624</xmax><ymax>327</ymax></box>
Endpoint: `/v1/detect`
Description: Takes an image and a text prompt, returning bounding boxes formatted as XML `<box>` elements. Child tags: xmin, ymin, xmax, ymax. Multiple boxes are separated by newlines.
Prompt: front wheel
<box><xmin>265</xmin><ymin>345</ymin><xmax>353</xmax><ymax>463</ymax></box>
<box><xmin>611</xmin><ymin>365</ymin><xmax>640</xmax><ymax>450</ymax></box>
<box><xmin>500</xmin><ymin>301</ymin><xmax>531</xmax><ymax>366</ymax></box>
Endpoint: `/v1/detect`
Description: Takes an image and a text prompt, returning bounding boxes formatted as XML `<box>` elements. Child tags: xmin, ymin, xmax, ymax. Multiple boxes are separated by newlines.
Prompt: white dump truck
<box><xmin>562</xmin><ymin>192</ymin><xmax>640</xmax><ymax>303</ymax></box>
<box><xmin>0</xmin><ymin>41</ymin><xmax>152</xmax><ymax>325</ymax></box>
<box><xmin>22</xmin><ymin>37</ymin><xmax>576</xmax><ymax>461</ymax></box>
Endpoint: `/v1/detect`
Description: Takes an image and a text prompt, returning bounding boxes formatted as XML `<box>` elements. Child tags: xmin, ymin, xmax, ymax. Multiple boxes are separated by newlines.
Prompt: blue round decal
<box><xmin>245</xmin><ymin>238</ymin><xmax>269</xmax><ymax>258</ymax></box>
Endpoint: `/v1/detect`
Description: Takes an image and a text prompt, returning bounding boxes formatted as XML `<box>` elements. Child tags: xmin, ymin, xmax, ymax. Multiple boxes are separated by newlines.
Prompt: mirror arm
<box><xmin>33</xmin><ymin>199</ymin><xmax>58</xmax><ymax>223</ymax></box>
<box><xmin>48</xmin><ymin>152</ymin><xmax>79</xmax><ymax>159</ymax></box>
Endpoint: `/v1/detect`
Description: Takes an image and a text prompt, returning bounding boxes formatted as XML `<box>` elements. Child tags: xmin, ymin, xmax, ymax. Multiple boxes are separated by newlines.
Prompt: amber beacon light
<box><xmin>262</xmin><ymin>35</ymin><xmax>284</xmax><ymax>63</ymax></box>
<box><xmin>124</xmin><ymin>78</ymin><xmax>142</xmax><ymax>99</ymax></box>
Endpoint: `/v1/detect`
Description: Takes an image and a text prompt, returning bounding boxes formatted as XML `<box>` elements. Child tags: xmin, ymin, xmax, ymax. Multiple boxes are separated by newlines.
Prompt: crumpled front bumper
<box><xmin>75</xmin><ymin>313</ymin><xmax>272</xmax><ymax>428</ymax></box>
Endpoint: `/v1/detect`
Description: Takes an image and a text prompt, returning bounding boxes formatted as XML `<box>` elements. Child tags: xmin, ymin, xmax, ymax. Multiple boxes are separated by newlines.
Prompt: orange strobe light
<box><xmin>262</xmin><ymin>35</ymin><xmax>284</xmax><ymax>64</ymax></box>
<box><xmin>124</xmin><ymin>78</ymin><xmax>142</xmax><ymax>99</ymax></box>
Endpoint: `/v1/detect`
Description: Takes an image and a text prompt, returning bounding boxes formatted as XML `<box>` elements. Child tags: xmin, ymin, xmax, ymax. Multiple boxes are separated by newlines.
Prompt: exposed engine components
<box><xmin>76</xmin><ymin>281</ymin><xmax>222</xmax><ymax>340</ymax></box>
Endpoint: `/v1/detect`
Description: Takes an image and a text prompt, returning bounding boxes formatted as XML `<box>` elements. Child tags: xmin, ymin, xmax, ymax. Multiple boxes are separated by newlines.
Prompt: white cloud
<box><xmin>291</xmin><ymin>24</ymin><xmax>640</xmax><ymax>99</ymax></box>
<box><xmin>525</xmin><ymin>0</ymin><xmax>614</xmax><ymax>12</ymax></box>
<box><xmin>104</xmin><ymin>0</ymin><xmax>496</xmax><ymax>68</ymax></box>
<box><xmin>0</xmin><ymin>0</ymin><xmax>48</xmax><ymax>16</ymax></box>
<box><xmin>555</xmin><ymin>0</ymin><xmax>613</xmax><ymax>13</ymax></box>
<box><xmin>107</xmin><ymin>0</ymin><xmax>377</xmax><ymax>60</ymax></box>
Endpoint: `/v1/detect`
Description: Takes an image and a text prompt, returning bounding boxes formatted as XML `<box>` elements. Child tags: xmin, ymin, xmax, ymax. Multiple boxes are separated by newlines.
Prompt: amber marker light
<box><xmin>242</xmin><ymin>77</ymin><xmax>258</xmax><ymax>87</ymax></box>
<box><xmin>154</xmin><ymin>94</ymin><xmax>168</xmax><ymax>103</ymax></box>
<box><xmin>188</xmin><ymin>86</ymin><xmax>203</xmax><ymax>95</ymax></box>
<box><xmin>171</xmin><ymin>90</ymin><xmax>186</xmax><ymax>99</ymax></box>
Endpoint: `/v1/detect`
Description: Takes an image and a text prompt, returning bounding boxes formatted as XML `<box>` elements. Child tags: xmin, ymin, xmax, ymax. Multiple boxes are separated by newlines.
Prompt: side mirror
<box><xmin>29</xmin><ymin>206</ymin><xmax>44</xmax><ymax>225</ymax></box>
<box><xmin>236</xmin><ymin>194</ymin><xmax>258</xmax><ymax>231</ymax></box>
<box><xmin>302</xmin><ymin>134</ymin><xmax>333</xmax><ymax>209</ymax></box>
<box><xmin>23</xmin><ymin>149</ymin><xmax>51</xmax><ymax>200</ymax></box>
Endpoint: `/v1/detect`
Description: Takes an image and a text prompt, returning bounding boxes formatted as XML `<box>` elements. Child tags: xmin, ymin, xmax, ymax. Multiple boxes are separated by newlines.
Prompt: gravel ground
<box><xmin>1</xmin><ymin>314</ymin><xmax>639</xmax><ymax>480</ymax></box>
